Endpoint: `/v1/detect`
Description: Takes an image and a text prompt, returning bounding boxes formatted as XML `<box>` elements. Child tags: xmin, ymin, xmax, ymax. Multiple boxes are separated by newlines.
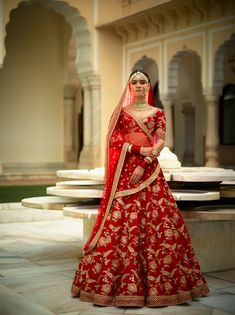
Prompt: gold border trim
<box><xmin>86</xmin><ymin>143</ymin><xmax>129</xmax><ymax>252</ymax></box>
<box><xmin>72</xmin><ymin>283</ymin><xmax>209</xmax><ymax>306</ymax></box>
<box><xmin>123</xmin><ymin>108</ymin><xmax>154</xmax><ymax>141</ymax></box>
<box><xmin>114</xmin><ymin>164</ymin><xmax>160</xmax><ymax>198</ymax></box>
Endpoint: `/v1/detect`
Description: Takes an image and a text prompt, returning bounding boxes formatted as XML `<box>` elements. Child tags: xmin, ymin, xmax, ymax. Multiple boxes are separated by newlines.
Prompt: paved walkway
<box><xmin>0</xmin><ymin>204</ymin><xmax>234</xmax><ymax>315</ymax></box>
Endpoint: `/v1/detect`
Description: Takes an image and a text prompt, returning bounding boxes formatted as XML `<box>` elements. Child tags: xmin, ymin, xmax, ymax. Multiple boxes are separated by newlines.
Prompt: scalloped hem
<box><xmin>71</xmin><ymin>284</ymin><xmax>209</xmax><ymax>307</ymax></box>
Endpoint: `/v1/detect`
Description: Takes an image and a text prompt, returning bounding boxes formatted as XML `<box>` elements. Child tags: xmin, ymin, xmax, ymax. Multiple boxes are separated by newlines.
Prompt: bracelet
<box><xmin>128</xmin><ymin>144</ymin><xmax>132</xmax><ymax>153</ymax></box>
<box><xmin>144</xmin><ymin>156</ymin><xmax>153</xmax><ymax>164</ymax></box>
<box><xmin>139</xmin><ymin>159</ymin><xmax>149</xmax><ymax>169</ymax></box>
<box><xmin>131</xmin><ymin>145</ymin><xmax>142</xmax><ymax>154</ymax></box>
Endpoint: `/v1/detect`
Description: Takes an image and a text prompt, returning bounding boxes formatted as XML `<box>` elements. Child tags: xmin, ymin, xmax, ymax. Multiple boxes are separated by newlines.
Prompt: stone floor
<box><xmin>0</xmin><ymin>204</ymin><xmax>235</xmax><ymax>315</ymax></box>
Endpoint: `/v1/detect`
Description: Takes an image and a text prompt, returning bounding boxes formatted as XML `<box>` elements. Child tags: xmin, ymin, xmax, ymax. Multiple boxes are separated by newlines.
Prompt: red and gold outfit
<box><xmin>71</xmin><ymin>77</ymin><xmax>209</xmax><ymax>307</ymax></box>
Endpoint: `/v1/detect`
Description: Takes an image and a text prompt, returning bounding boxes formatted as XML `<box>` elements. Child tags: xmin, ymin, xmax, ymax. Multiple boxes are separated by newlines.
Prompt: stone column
<box><xmin>88</xmin><ymin>74</ymin><xmax>101</xmax><ymax>167</ymax></box>
<box><xmin>78</xmin><ymin>75</ymin><xmax>101</xmax><ymax>168</ymax></box>
<box><xmin>181</xmin><ymin>102</ymin><xmax>195</xmax><ymax>166</ymax></box>
<box><xmin>204</xmin><ymin>91</ymin><xmax>219</xmax><ymax>167</ymax></box>
<box><xmin>64</xmin><ymin>85</ymin><xmax>77</xmax><ymax>168</ymax></box>
<box><xmin>161</xmin><ymin>94</ymin><xmax>174</xmax><ymax>150</ymax></box>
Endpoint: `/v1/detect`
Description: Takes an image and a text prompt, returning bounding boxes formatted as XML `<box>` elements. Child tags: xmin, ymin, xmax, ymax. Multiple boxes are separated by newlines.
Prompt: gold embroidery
<box><xmin>114</xmin><ymin>164</ymin><xmax>160</xmax><ymax>198</ymax></box>
<box><xmin>74</xmin><ymin>283</ymin><xmax>209</xmax><ymax>306</ymax></box>
<box><xmin>123</xmin><ymin>108</ymin><xmax>154</xmax><ymax>141</ymax></box>
<box><xmin>86</xmin><ymin>142</ymin><xmax>129</xmax><ymax>252</ymax></box>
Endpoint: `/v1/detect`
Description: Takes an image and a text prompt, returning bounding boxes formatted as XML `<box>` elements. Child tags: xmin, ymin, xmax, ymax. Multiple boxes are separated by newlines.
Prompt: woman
<box><xmin>71</xmin><ymin>70</ymin><xmax>209</xmax><ymax>307</ymax></box>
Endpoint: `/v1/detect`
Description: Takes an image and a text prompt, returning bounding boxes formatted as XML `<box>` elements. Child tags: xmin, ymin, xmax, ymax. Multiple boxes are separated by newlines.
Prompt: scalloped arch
<box><xmin>213</xmin><ymin>33</ymin><xmax>235</xmax><ymax>93</ymax></box>
<box><xmin>168</xmin><ymin>49</ymin><xmax>202</xmax><ymax>96</ymax></box>
<box><xmin>132</xmin><ymin>55</ymin><xmax>159</xmax><ymax>87</ymax></box>
<box><xmin>5</xmin><ymin>0</ymin><xmax>93</xmax><ymax>75</ymax></box>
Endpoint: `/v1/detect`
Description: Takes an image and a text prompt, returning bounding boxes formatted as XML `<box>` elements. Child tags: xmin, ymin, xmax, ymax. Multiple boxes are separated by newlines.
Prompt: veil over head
<box><xmin>105</xmin><ymin>70</ymin><xmax>156</xmax><ymax>172</ymax></box>
<box><xmin>83</xmin><ymin>70</ymin><xmax>156</xmax><ymax>253</ymax></box>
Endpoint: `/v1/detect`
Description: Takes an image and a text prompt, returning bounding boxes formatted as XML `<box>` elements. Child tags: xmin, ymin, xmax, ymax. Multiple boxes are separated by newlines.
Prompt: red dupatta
<box><xmin>83</xmin><ymin>75</ymin><xmax>157</xmax><ymax>253</ymax></box>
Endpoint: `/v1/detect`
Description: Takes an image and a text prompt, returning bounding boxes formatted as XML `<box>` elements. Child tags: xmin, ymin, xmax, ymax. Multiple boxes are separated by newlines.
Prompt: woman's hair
<box><xmin>129</xmin><ymin>69</ymin><xmax>150</xmax><ymax>83</ymax></box>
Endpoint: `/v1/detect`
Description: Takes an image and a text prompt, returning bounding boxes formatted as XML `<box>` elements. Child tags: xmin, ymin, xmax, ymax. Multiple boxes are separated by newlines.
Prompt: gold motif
<box><xmin>86</xmin><ymin>143</ymin><xmax>129</xmax><ymax>252</ymax></box>
<box><xmin>127</xmin><ymin>283</ymin><xmax>138</xmax><ymax>293</ymax></box>
<box><xmin>115</xmin><ymin>164</ymin><xmax>160</xmax><ymax>198</ymax></box>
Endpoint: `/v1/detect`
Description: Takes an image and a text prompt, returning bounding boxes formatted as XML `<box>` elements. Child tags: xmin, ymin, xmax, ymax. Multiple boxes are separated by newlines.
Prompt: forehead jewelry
<box><xmin>129</xmin><ymin>71</ymin><xmax>148</xmax><ymax>83</ymax></box>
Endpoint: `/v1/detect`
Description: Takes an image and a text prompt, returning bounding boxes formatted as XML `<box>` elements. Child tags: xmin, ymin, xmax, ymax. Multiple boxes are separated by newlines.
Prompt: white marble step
<box><xmin>47</xmin><ymin>187</ymin><xmax>103</xmax><ymax>198</ymax></box>
<box><xmin>56</xmin><ymin>180</ymin><xmax>104</xmax><ymax>188</ymax></box>
<box><xmin>21</xmin><ymin>196</ymin><xmax>81</xmax><ymax>210</ymax></box>
<box><xmin>63</xmin><ymin>205</ymin><xmax>99</xmax><ymax>219</ymax></box>
<box><xmin>172</xmin><ymin>190</ymin><xmax>220</xmax><ymax>201</ymax></box>
<box><xmin>57</xmin><ymin>168</ymin><xmax>105</xmax><ymax>181</ymax></box>
<box><xmin>48</xmin><ymin>187</ymin><xmax>220</xmax><ymax>201</ymax></box>
<box><xmin>171</xmin><ymin>171</ymin><xmax>235</xmax><ymax>182</ymax></box>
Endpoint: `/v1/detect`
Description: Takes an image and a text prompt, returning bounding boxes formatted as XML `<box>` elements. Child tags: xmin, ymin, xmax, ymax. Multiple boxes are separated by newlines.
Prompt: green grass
<box><xmin>0</xmin><ymin>185</ymin><xmax>52</xmax><ymax>203</ymax></box>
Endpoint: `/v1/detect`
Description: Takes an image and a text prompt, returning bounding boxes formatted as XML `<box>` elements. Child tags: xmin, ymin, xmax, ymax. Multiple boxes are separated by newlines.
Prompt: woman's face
<box><xmin>129</xmin><ymin>75</ymin><xmax>149</xmax><ymax>99</ymax></box>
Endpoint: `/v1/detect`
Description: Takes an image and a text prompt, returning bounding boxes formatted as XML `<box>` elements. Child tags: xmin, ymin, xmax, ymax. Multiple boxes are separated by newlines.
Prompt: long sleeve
<box><xmin>155</xmin><ymin>110</ymin><xmax>166</xmax><ymax>141</ymax></box>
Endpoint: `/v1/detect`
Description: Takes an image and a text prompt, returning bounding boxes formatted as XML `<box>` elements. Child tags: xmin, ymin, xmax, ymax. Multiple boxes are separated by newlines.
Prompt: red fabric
<box><xmin>131</xmin><ymin>145</ymin><xmax>141</xmax><ymax>154</ymax></box>
<box><xmin>72</xmin><ymin>109</ymin><xmax>209</xmax><ymax>306</ymax></box>
<box><xmin>83</xmin><ymin>79</ymin><xmax>157</xmax><ymax>253</ymax></box>
<box><xmin>139</xmin><ymin>159</ymin><xmax>149</xmax><ymax>169</ymax></box>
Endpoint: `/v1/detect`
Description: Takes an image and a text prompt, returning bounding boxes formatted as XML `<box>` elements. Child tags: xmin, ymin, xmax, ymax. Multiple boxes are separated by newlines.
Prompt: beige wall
<box><xmin>97</xmin><ymin>0</ymin><xmax>170</xmax><ymax>26</ymax></box>
<box><xmin>98</xmin><ymin>27</ymin><xmax>123</xmax><ymax>164</ymax></box>
<box><xmin>0</xmin><ymin>2</ymin><xmax>71</xmax><ymax>166</ymax></box>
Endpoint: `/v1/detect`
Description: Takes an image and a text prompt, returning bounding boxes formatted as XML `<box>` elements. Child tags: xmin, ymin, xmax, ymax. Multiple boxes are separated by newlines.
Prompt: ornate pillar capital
<box><xmin>88</xmin><ymin>74</ymin><xmax>101</xmax><ymax>88</ymax></box>
<box><xmin>80</xmin><ymin>77</ymin><xmax>90</xmax><ymax>90</ymax></box>
<box><xmin>203</xmin><ymin>87</ymin><xmax>221</xmax><ymax>100</ymax></box>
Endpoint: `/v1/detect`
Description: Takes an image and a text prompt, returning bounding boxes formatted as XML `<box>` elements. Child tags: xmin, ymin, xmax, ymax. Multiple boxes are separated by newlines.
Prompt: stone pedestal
<box><xmin>204</xmin><ymin>91</ymin><xmax>220</xmax><ymax>167</ymax></box>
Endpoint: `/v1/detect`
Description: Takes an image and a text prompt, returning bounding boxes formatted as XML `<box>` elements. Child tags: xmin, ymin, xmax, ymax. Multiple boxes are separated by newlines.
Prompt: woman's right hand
<box><xmin>141</xmin><ymin>147</ymin><xmax>153</xmax><ymax>157</ymax></box>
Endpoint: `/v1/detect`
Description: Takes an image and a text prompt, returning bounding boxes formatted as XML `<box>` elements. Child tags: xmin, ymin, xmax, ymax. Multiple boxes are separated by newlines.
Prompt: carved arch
<box><xmin>168</xmin><ymin>49</ymin><xmax>202</xmax><ymax>96</ymax></box>
<box><xmin>5</xmin><ymin>0</ymin><xmax>93</xmax><ymax>76</ymax></box>
<box><xmin>213</xmin><ymin>33</ymin><xmax>235</xmax><ymax>93</ymax></box>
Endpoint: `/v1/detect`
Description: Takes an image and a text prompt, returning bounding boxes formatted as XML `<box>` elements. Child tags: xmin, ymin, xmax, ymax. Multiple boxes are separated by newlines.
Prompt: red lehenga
<box><xmin>71</xmin><ymin>80</ymin><xmax>209</xmax><ymax>307</ymax></box>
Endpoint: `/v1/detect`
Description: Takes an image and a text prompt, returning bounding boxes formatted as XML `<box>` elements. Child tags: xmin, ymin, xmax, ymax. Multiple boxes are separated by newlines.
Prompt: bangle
<box><xmin>139</xmin><ymin>159</ymin><xmax>149</xmax><ymax>169</ymax></box>
<box><xmin>131</xmin><ymin>145</ymin><xmax>141</xmax><ymax>154</ymax></box>
<box><xmin>145</xmin><ymin>156</ymin><xmax>153</xmax><ymax>164</ymax></box>
<box><xmin>152</xmin><ymin>147</ymin><xmax>158</xmax><ymax>156</ymax></box>
<box><xmin>128</xmin><ymin>144</ymin><xmax>132</xmax><ymax>153</ymax></box>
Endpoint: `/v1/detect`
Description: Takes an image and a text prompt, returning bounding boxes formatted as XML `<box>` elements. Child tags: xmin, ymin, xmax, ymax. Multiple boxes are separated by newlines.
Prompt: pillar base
<box><xmin>78</xmin><ymin>145</ymin><xmax>101</xmax><ymax>169</ymax></box>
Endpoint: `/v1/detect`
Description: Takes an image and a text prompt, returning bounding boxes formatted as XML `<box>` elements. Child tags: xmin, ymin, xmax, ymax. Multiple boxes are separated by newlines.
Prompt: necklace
<box><xmin>130</xmin><ymin>102</ymin><xmax>151</xmax><ymax>111</ymax></box>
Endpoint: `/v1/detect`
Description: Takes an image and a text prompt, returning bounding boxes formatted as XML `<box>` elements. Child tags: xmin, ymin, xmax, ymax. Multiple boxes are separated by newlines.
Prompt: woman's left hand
<box><xmin>130</xmin><ymin>166</ymin><xmax>144</xmax><ymax>184</ymax></box>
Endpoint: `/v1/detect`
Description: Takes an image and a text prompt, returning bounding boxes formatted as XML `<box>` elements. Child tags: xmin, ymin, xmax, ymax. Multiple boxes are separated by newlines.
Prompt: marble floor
<box><xmin>0</xmin><ymin>204</ymin><xmax>234</xmax><ymax>315</ymax></box>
